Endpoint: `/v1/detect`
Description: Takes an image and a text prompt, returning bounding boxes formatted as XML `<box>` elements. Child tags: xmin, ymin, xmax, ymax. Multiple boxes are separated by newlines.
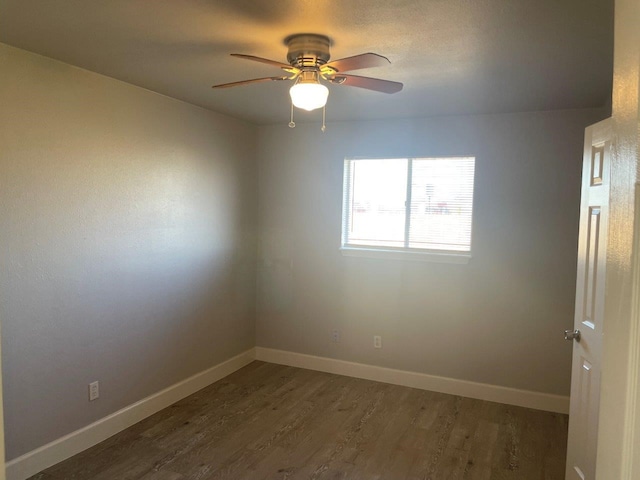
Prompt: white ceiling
<box><xmin>0</xmin><ymin>0</ymin><xmax>613</xmax><ymax>125</ymax></box>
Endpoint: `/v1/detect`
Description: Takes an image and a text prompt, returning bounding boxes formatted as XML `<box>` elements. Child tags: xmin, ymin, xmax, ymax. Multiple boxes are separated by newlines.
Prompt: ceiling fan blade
<box><xmin>323</xmin><ymin>53</ymin><xmax>390</xmax><ymax>73</ymax></box>
<box><xmin>328</xmin><ymin>74</ymin><xmax>403</xmax><ymax>94</ymax></box>
<box><xmin>212</xmin><ymin>76</ymin><xmax>290</xmax><ymax>89</ymax></box>
<box><xmin>230</xmin><ymin>53</ymin><xmax>296</xmax><ymax>71</ymax></box>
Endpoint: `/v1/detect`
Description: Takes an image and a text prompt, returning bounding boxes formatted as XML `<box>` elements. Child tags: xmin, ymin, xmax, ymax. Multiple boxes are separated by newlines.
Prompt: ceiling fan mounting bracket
<box><xmin>285</xmin><ymin>34</ymin><xmax>331</xmax><ymax>68</ymax></box>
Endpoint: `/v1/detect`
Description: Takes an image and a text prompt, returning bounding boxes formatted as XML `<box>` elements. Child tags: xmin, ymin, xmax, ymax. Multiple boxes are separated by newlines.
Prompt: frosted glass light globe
<box><xmin>289</xmin><ymin>82</ymin><xmax>329</xmax><ymax>111</ymax></box>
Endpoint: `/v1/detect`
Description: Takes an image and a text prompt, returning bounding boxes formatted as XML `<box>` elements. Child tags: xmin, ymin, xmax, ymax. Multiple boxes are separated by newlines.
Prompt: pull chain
<box><xmin>288</xmin><ymin>102</ymin><xmax>327</xmax><ymax>131</ymax></box>
<box><xmin>288</xmin><ymin>102</ymin><xmax>296</xmax><ymax>128</ymax></box>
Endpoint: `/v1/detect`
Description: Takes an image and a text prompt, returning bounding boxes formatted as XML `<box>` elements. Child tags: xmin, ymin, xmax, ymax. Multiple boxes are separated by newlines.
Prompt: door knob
<box><xmin>564</xmin><ymin>329</ymin><xmax>581</xmax><ymax>342</ymax></box>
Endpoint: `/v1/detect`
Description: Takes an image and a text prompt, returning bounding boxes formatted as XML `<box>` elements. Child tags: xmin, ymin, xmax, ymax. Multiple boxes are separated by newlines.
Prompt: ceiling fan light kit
<box><xmin>212</xmin><ymin>33</ymin><xmax>403</xmax><ymax>131</ymax></box>
<box><xmin>289</xmin><ymin>71</ymin><xmax>329</xmax><ymax>111</ymax></box>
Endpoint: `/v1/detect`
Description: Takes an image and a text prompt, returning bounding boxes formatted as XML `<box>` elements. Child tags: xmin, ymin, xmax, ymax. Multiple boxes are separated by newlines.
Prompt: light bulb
<box><xmin>289</xmin><ymin>82</ymin><xmax>329</xmax><ymax>111</ymax></box>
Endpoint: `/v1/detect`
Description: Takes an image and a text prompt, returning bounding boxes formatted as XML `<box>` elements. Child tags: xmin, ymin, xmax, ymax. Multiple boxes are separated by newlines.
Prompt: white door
<box><xmin>565</xmin><ymin>118</ymin><xmax>611</xmax><ymax>480</ymax></box>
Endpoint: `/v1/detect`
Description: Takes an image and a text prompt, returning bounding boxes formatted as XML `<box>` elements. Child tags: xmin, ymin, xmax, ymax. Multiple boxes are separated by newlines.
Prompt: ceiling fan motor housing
<box><xmin>285</xmin><ymin>34</ymin><xmax>331</xmax><ymax>68</ymax></box>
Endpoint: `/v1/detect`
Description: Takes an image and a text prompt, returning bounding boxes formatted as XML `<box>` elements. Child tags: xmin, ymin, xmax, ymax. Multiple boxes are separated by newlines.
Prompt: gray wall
<box><xmin>0</xmin><ymin>44</ymin><xmax>257</xmax><ymax>460</ymax></box>
<box><xmin>256</xmin><ymin>108</ymin><xmax>607</xmax><ymax>397</ymax></box>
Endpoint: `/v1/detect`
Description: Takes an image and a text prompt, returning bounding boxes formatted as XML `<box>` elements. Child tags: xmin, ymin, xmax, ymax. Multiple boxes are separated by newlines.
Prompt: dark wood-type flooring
<box><xmin>30</xmin><ymin>361</ymin><xmax>568</xmax><ymax>480</ymax></box>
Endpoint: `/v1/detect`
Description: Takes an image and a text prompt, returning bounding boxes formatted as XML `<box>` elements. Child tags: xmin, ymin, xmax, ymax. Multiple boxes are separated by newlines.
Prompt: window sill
<box><xmin>340</xmin><ymin>247</ymin><xmax>471</xmax><ymax>264</ymax></box>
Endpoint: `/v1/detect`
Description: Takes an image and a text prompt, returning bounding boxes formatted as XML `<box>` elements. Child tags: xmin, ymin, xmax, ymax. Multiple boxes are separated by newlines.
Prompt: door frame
<box><xmin>621</xmin><ymin>190</ymin><xmax>640</xmax><ymax>477</ymax></box>
<box><xmin>595</xmin><ymin>0</ymin><xmax>640</xmax><ymax>477</ymax></box>
<box><xmin>595</xmin><ymin>126</ymin><xmax>640</xmax><ymax>480</ymax></box>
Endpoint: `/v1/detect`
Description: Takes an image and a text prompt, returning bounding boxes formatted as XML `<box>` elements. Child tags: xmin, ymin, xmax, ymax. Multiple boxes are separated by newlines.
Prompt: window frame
<box><xmin>340</xmin><ymin>155</ymin><xmax>476</xmax><ymax>263</ymax></box>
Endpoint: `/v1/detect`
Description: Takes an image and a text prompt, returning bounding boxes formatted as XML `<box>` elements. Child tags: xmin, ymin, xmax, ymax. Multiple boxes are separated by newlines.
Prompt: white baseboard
<box><xmin>5</xmin><ymin>348</ymin><xmax>256</xmax><ymax>480</ymax></box>
<box><xmin>6</xmin><ymin>346</ymin><xmax>569</xmax><ymax>479</ymax></box>
<box><xmin>255</xmin><ymin>347</ymin><xmax>570</xmax><ymax>414</ymax></box>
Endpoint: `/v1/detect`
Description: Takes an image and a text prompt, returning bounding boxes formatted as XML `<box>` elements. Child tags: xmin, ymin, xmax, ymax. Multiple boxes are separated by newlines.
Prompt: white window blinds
<box><xmin>342</xmin><ymin>157</ymin><xmax>475</xmax><ymax>254</ymax></box>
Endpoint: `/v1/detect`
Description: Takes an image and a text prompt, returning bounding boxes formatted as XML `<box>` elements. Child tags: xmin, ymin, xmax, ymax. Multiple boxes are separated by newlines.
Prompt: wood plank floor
<box><xmin>29</xmin><ymin>361</ymin><xmax>568</xmax><ymax>480</ymax></box>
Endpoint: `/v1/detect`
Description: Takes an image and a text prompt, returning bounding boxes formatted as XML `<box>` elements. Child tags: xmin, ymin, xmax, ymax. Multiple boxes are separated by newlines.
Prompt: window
<box><xmin>341</xmin><ymin>156</ymin><xmax>475</xmax><ymax>262</ymax></box>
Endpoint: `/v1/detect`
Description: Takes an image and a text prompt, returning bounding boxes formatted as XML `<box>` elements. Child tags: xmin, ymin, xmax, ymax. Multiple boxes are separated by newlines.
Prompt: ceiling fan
<box><xmin>212</xmin><ymin>34</ymin><xmax>403</xmax><ymax>129</ymax></box>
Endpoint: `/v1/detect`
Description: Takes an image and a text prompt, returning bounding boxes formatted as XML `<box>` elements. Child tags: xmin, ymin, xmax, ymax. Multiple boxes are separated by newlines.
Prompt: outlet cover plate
<box><xmin>89</xmin><ymin>381</ymin><xmax>99</xmax><ymax>401</ymax></box>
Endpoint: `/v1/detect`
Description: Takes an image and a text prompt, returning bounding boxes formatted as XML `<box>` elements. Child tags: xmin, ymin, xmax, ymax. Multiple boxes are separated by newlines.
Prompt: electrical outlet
<box><xmin>332</xmin><ymin>329</ymin><xmax>340</xmax><ymax>343</ymax></box>
<box><xmin>374</xmin><ymin>335</ymin><xmax>382</xmax><ymax>349</ymax></box>
<box><xmin>89</xmin><ymin>381</ymin><xmax>99</xmax><ymax>401</ymax></box>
